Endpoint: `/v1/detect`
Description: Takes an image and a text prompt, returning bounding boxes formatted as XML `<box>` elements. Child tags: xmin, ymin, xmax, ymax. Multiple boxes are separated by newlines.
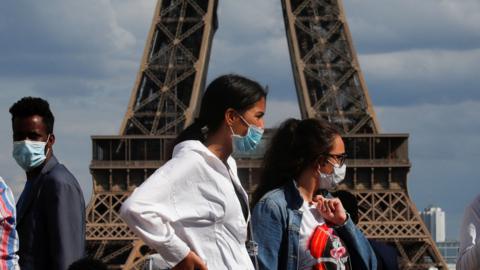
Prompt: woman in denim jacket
<box><xmin>251</xmin><ymin>118</ymin><xmax>377</xmax><ymax>270</ymax></box>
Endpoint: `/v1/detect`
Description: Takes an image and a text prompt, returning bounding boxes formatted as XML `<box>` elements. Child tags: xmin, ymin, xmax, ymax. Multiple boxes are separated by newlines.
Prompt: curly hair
<box><xmin>251</xmin><ymin>118</ymin><xmax>340</xmax><ymax>206</ymax></box>
<box><xmin>9</xmin><ymin>97</ymin><xmax>55</xmax><ymax>133</ymax></box>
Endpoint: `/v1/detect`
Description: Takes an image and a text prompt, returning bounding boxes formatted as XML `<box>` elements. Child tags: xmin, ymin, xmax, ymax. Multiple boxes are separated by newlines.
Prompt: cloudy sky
<box><xmin>1</xmin><ymin>0</ymin><xmax>479</xmax><ymax>240</ymax></box>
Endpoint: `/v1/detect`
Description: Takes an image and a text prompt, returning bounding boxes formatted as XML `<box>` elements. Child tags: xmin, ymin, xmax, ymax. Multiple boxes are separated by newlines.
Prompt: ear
<box><xmin>224</xmin><ymin>108</ymin><xmax>238</xmax><ymax>127</ymax></box>
<box><xmin>47</xmin><ymin>133</ymin><xmax>56</xmax><ymax>147</ymax></box>
<box><xmin>315</xmin><ymin>156</ymin><xmax>327</xmax><ymax>173</ymax></box>
<box><xmin>317</xmin><ymin>156</ymin><xmax>327</xmax><ymax>166</ymax></box>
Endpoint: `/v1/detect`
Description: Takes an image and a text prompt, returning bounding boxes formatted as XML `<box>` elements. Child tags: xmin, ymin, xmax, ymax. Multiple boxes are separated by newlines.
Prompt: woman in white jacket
<box><xmin>120</xmin><ymin>74</ymin><xmax>267</xmax><ymax>270</ymax></box>
<box><xmin>457</xmin><ymin>194</ymin><xmax>480</xmax><ymax>270</ymax></box>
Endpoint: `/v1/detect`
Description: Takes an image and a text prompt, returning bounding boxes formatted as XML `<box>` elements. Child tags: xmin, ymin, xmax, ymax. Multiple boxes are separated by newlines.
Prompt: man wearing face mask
<box><xmin>10</xmin><ymin>97</ymin><xmax>85</xmax><ymax>270</ymax></box>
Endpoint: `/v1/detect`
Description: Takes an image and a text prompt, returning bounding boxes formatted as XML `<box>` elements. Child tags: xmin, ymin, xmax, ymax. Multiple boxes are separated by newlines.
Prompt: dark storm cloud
<box><xmin>208</xmin><ymin>0</ymin><xmax>480</xmax><ymax>107</ymax></box>
<box><xmin>367</xmin><ymin>74</ymin><xmax>480</xmax><ymax>106</ymax></box>
<box><xmin>0</xmin><ymin>0</ymin><xmax>137</xmax><ymax>79</ymax></box>
<box><xmin>345</xmin><ymin>0</ymin><xmax>480</xmax><ymax>53</ymax></box>
<box><xmin>360</xmin><ymin>48</ymin><xmax>480</xmax><ymax>106</ymax></box>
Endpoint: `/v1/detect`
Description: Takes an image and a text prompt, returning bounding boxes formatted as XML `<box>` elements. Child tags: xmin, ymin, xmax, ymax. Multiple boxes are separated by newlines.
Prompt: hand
<box><xmin>172</xmin><ymin>251</ymin><xmax>208</xmax><ymax>270</ymax></box>
<box><xmin>313</xmin><ymin>195</ymin><xmax>347</xmax><ymax>225</ymax></box>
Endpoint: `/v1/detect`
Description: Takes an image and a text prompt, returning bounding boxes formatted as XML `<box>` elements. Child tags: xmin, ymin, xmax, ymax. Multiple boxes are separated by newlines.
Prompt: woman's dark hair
<box><xmin>174</xmin><ymin>74</ymin><xmax>267</xmax><ymax>147</ymax></box>
<box><xmin>252</xmin><ymin>118</ymin><xmax>340</xmax><ymax>206</ymax></box>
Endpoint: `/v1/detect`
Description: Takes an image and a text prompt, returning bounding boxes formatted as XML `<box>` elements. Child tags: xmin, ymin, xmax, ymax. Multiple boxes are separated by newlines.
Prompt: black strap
<box><xmin>225</xmin><ymin>165</ymin><xmax>259</xmax><ymax>269</ymax></box>
<box><xmin>231</xmin><ymin>180</ymin><xmax>249</xmax><ymax>221</ymax></box>
<box><xmin>225</xmin><ymin>165</ymin><xmax>248</xmax><ymax>221</ymax></box>
<box><xmin>247</xmin><ymin>221</ymin><xmax>260</xmax><ymax>269</ymax></box>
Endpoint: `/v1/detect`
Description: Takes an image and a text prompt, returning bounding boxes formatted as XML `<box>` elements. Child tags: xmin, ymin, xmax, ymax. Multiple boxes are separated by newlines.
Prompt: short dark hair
<box><xmin>9</xmin><ymin>97</ymin><xmax>55</xmax><ymax>133</ymax></box>
<box><xmin>68</xmin><ymin>257</ymin><xmax>107</xmax><ymax>270</ymax></box>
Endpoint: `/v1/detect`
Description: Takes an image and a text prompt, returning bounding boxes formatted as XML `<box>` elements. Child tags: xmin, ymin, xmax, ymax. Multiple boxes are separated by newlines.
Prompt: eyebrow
<box><xmin>14</xmin><ymin>131</ymin><xmax>43</xmax><ymax>138</ymax></box>
<box><xmin>28</xmin><ymin>131</ymin><xmax>43</xmax><ymax>136</ymax></box>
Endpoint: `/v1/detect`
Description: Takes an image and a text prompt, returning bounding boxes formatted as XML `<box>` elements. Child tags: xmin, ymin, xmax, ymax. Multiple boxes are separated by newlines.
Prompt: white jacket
<box><xmin>120</xmin><ymin>140</ymin><xmax>254</xmax><ymax>270</ymax></box>
<box><xmin>457</xmin><ymin>194</ymin><xmax>480</xmax><ymax>270</ymax></box>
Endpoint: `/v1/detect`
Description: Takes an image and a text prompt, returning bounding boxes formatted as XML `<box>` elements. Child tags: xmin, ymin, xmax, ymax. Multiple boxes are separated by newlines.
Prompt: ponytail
<box><xmin>173</xmin><ymin>118</ymin><xmax>208</xmax><ymax>145</ymax></box>
<box><xmin>252</xmin><ymin>118</ymin><xmax>300</xmax><ymax>206</ymax></box>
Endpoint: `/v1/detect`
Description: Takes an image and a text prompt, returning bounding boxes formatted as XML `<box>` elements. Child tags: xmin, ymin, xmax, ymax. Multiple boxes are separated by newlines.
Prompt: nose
<box><xmin>257</xmin><ymin>118</ymin><xmax>265</xmax><ymax>129</ymax></box>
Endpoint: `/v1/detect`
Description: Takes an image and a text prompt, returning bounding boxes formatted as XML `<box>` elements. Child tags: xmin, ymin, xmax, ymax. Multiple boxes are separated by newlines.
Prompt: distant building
<box><xmin>420</xmin><ymin>207</ymin><xmax>446</xmax><ymax>242</ymax></box>
<box><xmin>437</xmin><ymin>240</ymin><xmax>459</xmax><ymax>269</ymax></box>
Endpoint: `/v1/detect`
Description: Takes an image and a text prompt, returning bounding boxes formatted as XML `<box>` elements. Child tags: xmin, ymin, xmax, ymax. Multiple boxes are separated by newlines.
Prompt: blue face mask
<box><xmin>230</xmin><ymin>115</ymin><xmax>264</xmax><ymax>154</ymax></box>
<box><xmin>12</xmin><ymin>135</ymin><xmax>50</xmax><ymax>172</ymax></box>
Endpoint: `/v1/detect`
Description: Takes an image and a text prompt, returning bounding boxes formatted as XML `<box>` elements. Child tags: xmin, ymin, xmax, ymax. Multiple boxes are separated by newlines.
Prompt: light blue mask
<box><xmin>231</xmin><ymin>116</ymin><xmax>264</xmax><ymax>154</ymax></box>
<box><xmin>12</xmin><ymin>135</ymin><xmax>50</xmax><ymax>171</ymax></box>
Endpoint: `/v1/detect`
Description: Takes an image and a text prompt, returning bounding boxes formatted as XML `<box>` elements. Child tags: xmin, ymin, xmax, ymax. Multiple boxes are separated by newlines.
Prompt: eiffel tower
<box><xmin>86</xmin><ymin>0</ymin><xmax>448</xmax><ymax>269</ymax></box>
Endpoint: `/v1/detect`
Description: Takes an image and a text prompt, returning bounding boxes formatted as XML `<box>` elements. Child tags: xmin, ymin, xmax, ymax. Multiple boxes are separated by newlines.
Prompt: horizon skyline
<box><xmin>1</xmin><ymin>0</ymin><xmax>479</xmax><ymax>241</ymax></box>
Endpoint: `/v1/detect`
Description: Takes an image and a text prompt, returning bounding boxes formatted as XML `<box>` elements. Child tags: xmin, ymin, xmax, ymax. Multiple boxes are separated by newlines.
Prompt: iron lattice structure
<box><xmin>280</xmin><ymin>0</ymin><xmax>447</xmax><ymax>269</ymax></box>
<box><xmin>86</xmin><ymin>0</ymin><xmax>218</xmax><ymax>268</ymax></box>
<box><xmin>86</xmin><ymin>0</ymin><xmax>448</xmax><ymax>269</ymax></box>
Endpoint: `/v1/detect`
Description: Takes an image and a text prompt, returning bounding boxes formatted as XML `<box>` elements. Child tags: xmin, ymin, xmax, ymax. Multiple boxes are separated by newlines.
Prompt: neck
<box><xmin>26</xmin><ymin>163</ymin><xmax>45</xmax><ymax>181</ymax></box>
<box><xmin>296</xmin><ymin>169</ymin><xmax>318</xmax><ymax>203</ymax></box>
<box><xmin>25</xmin><ymin>153</ymin><xmax>52</xmax><ymax>181</ymax></box>
<box><xmin>205</xmin><ymin>131</ymin><xmax>232</xmax><ymax>163</ymax></box>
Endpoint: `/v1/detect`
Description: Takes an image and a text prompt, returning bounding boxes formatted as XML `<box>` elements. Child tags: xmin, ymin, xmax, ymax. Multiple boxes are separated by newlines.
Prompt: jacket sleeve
<box><xmin>251</xmin><ymin>199</ymin><xmax>284</xmax><ymax>270</ymax></box>
<box><xmin>334</xmin><ymin>217</ymin><xmax>377</xmax><ymax>270</ymax></box>
<box><xmin>457</xmin><ymin>197</ymin><xmax>480</xmax><ymax>270</ymax></box>
<box><xmin>119</xmin><ymin>165</ymin><xmax>192</xmax><ymax>269</ymax></box>
<box><xmin>45</xmin><ymin>175</ymin><xmax>85</xmax><ymax>270</ymax></box>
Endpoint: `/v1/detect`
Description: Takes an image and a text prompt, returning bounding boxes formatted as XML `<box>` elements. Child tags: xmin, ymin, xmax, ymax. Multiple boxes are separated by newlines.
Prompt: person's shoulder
<box><xmin>42</xmin><ymin>162</ymin><xmax>82</xmax><ymax>194</ymax></box>
<box><xmin>253</xmin><ymin>188</ymin><xmax>288</xmax><ymax>223</ymax></box>
<box><xmin>258</xmin><ymin>187</ymin><xmax>288</xmax><ymax>207</ymax></box>
<box><xmin>163</xmin><ymin>148</ymin><xmax>206</xmax><ymax>172</ymax></box>
<box><xmin>467</xmin><ymin>194</ymin><xmax>480</xmax><ymax>211</ymax></box>
<box><xmin>0</xmin><ymin>176</ymin><xmax>13</xmax><ymax>195</ymax></box>
<box><xmin>0</xmin><ymin>176</ymin><xmax>7</xmax><ymax>198</ymax></box>
<box><xmin>0</xmin><ymin>176</ymin><xmax>6</xmax><ymax>189</ymax></box>
<box><xmin>46</xmin><ymin>162</ymin><xmax>76</xmax><ymax>182</ymax></box>
<box><xmin>163</xmin><ymin>141</ymin><xmax>214</xmax><ymax>174</ymax></box>
<box><xmin>472</xmin><ymin>194</ymin><xmax>480</xmax><ymax>205</ymax></box>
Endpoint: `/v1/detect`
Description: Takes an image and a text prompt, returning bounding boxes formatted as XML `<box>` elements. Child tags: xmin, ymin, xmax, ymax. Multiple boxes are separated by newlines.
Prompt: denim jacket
<box><xmin>251</xmin><ymin>180</ymin><xmax>377</xmax><ymax>270</ymax></box>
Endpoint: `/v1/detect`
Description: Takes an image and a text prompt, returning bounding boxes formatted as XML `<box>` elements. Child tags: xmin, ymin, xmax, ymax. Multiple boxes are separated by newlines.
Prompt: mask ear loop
<box><xmin>230</xmin><ymin>111</ymin><xmax>250</xmax><ymax>136</ymax></box>
<box><xmin>315</xmin><ymin>157</ymin><xmax>325</xmax><ymax>177</ymax></box>
<box><xmin>238</xmin><ymin>115</ymin><xmax>250</xmax><ymax>127</ymax></box>
<box><xmin>228</xmin><ymin>110</ymin><xmax>246</xmax><ymax>138</ymax></box>
<box><xmin>45</xmin><ymin>134</ymin><xmax>51</xmax><ymax>157</ymax></box>
<box><xmin>228</xmin><ymin>125</ymin><xmax>236</xmax><ymax>136</ymax></box>
<box><xmin>234</xmin><ymin>110</ymin><xmax>252</xmax><ymax>128</ymax></box>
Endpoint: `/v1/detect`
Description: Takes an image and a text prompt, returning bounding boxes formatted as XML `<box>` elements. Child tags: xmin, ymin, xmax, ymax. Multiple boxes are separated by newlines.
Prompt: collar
<box><xmin>40</xmin><ymin>155</ymin><xmax>59</xmax><ymax>176</ymax></box>
<box><xmin>284</xmin><ymin>180</ymin><xmax>305</xmax><ymax>210</ymax></box>
<box><xmin>284</xmin><ymin>180</ymin><xmax>333</xmax><ymax>210</ymax></box>
<box><xmin>26</xmin><ymin>155</ymin><xmax>59</xmax><ymax>183</ymax></box>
